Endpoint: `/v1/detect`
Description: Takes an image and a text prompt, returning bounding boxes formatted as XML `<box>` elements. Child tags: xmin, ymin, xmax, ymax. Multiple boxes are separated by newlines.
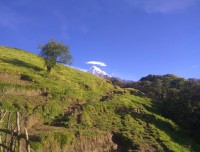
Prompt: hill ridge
<box><xmin>0</xmin><ymin>46</ymin><xmax>200</xmax><ymax>152</ymax></box>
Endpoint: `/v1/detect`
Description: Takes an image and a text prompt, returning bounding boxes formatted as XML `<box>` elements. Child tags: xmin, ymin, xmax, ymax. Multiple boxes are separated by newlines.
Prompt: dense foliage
<box><xmin>1</xmin><ymin>47</ymin><xmax>200</xmax><ymax>151</ymax></box>
<box><xmin>188</xmin><ymin>78</ymin><xmax>200</xmax><ymax>84</ymax></box>
<box><xmin>126</xmin><ymin>74</ymin><xmax>200</xmax><ymax>143</ymax></box>
<box><xmin>39</xmin><ymin>39</ymin><xmax>72</xmax><ymax>73</ymax></box>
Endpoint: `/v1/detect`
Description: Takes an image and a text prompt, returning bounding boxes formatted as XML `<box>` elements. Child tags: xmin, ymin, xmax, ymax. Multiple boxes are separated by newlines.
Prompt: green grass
<box><xmin>0</xmin><ymin>46</ymin><xmax>200</xmax><ymax>151</ymax></box>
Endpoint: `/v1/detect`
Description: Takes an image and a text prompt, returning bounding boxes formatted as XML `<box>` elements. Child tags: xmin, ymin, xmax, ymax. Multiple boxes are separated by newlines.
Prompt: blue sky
<box><xmin>0</xmin><ymin>0</ymin><xmax>200</xmax><ymax>80</ymax></box>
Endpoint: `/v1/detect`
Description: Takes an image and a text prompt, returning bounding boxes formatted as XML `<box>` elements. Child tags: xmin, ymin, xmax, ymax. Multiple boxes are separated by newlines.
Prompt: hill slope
<box><xmin>0</xmin><ymin>46</ymin><xmax>200</xmax><ymax>152</ymax></box>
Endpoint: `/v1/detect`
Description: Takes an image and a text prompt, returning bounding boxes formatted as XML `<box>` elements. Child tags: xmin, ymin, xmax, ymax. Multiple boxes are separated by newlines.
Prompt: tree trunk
<box><xmin>47</xmin><ymin>66</ymin><xmax>51</xmax><ymax>73</ymax></box>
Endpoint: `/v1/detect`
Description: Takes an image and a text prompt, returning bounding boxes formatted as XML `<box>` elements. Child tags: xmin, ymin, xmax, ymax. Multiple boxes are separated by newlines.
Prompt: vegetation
<box><xmin>39</xmin><ymin>39</ymin><xmax>72</xmax><ymax>73</ymax></box>
<box><xmin>124</xmin><ymin>74</ymin><xmax>200</xmax><ymax>143</ymax></box>
<box><xmin>0</xmin><ymin>46</ymin><xmax>200</xmax><ymax>151</ymax></box>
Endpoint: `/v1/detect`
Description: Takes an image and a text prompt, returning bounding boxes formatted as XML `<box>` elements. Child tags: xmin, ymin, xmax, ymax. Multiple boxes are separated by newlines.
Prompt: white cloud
<box><xmin>128</xmin><ymin>0</ymin><xmax>197</xmax><ymax>13</ymax></box>
<box><xmin>86</xmin><ymin>61</ymin><xmax>107</xmax><ymax>66</ymax></box>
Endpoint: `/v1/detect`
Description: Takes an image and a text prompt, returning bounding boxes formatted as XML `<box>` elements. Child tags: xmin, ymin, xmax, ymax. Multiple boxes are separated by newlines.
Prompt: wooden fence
<box><xmin>0</xmin><ymin>110</ymin><xmax>41</xmax><ymax>152</ymax></box>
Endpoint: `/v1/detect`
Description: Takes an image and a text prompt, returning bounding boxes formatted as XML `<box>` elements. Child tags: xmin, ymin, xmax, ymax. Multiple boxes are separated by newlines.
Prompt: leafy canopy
<box><xmin>39</xmin><ymin>39</ymin><xmax>72</xmax><ymax>72</ymax></box>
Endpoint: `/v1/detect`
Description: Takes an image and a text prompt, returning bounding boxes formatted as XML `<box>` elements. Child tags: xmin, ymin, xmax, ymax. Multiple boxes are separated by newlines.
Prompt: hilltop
<box><xmin>0</xmin><ymin>46</ymin><xmax>200</xmax><ymax>152</ymax></box>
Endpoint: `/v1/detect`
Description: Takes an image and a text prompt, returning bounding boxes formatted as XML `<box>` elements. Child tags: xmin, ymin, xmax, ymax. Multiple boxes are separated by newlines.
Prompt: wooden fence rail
<box><xmin>0</xmin><ymin>110</ymin><xmax>42</xmax><ymax>152</ymax></box>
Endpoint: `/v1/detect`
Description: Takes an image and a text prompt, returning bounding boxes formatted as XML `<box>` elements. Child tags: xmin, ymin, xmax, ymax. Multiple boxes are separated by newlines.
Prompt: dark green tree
<box><xmin>39</xmin><ymin>39</ymin><xmax>72</xmax><ymax>73</ymax></box>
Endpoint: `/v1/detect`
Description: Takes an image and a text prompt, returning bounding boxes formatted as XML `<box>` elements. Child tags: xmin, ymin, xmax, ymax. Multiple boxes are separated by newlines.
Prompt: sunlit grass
<box><xmin>0</xmin><ymin>46</ymin><xmax>200</xmax><ymax>151</ymax></box>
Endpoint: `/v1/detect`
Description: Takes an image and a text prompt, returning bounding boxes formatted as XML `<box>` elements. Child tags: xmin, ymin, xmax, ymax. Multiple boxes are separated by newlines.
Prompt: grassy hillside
<box><xmin>0</xmin><ymin>46</ymin><xmax>200</xmax><ymax>152</ymax></box>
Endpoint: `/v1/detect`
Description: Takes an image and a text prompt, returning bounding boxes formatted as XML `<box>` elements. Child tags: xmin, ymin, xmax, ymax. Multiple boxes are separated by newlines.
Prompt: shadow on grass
<box><xmin>114</xmin><ymin>102</ymin><xmax>199</xmax><ymax>151</ymax></box>
<box><xmin>130</xmin><ymin>104</ymin><xmax>200</xmax><ymax>151</ymax></box>
<box><xmin>140</xmin><ymin>101</ymin><xmax>162</xmax><ymax>116</ymax></box>
<box><xmin>129</xmin><ymin>90</ymin><xmax>146</xmax><ymax>98</ymax></box>
<box><xmin>1</xmin><ymin>58</ymin><xmax>43</xmax><ymax>71</ymax></box>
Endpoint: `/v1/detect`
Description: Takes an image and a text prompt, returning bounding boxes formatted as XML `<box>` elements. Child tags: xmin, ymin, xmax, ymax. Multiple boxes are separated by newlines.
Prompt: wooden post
<box><xmin>0</xmin><ymin>111</ymin><xmax>2</xmax><ymax>152</ymax></box>
<box><xmin>16</xmin><ymin>112</ymin><xmax>21</xmax><ymax>152</ymax></box>
<box><xmin>0</xmin><ymin>110</ymin><xmax>41</xmax><ymax>151</ymax></box>
<box><xmin>0</xmin><ymin>139</ymin><xmax>2</xmax><ymax>152</ymax></box>
<box><xmin>0</xmin><ymin>110</ymin><xmax>7</xmax><ymax>152</ymax></box>
<box><xmin>0</xmin><ymin>133</ymin><xmax>2</xmax><ymax>152</ymax></box>
<box><xmin>3</xmin><ymin>112</ymin><xmax>11</xmax><ymax>152</ymax></box>
<box><xmin>10</xmin><ymin>130</ymin><xmax>15</xmax><ymax>152</ymax></box>
<box><xmin>13</xmin><ymin>135</ymin><xmax>17</xmax><ymax>152</ymax></box>
<box><xmin>24</xmin><ymin>128</ymin><xmax>30</xmax><ymax>152</ymax></box>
